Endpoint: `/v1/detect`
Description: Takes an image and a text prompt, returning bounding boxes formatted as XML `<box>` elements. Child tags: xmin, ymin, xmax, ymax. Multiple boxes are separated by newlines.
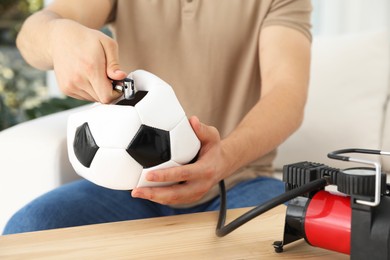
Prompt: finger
<box><xmin>67</xmin><ymin>90</ymin><xmax>95</xmax><ymax>102</ymax></box>
<box><xmin>100</xmin><ymin>36</ymin><xmax>127</xmax><ymax>80</ymax></box>
<box><xmin>76</xmin><ymin>88</ymin><xmax>98</xmax><ymax>102</ymax></box>
<box><xmin>90</xmin><ymin>37</ymin><xmax>127</xmax><ymax>103</ymax></box>
<box><xmin>189</xmin><ymin>116</ymin><xmax>202</xmax><ymax>137</ymax></box>
<box><xmin>86</xmin><ymin>43</ymin><xmax>113</xmax><ymax>103</ymax></box>
<box><xmin>58</xmin><ymin>75</ymin><xmax>98</xmax><ymax>102</ymax></box>
<box><xmin>88</xmin><ymin>73</ymin><xmax>117</xmax><ymax>104</ymax></box>
<box><xmin>132</xmin><ymin>182</ymin><xmax>206</xmax><ymax>205</ymax></box>
<box><xmin>56</xmin><ymin>56</ymin><xmax>108</xmax><ymax>103</ymax></box>
<box><xmin>189</xmin><ymin>116</ymin><xmax>219</xmax><ymax>144</ymax></box>
<box><xmin>74</xmin><ymin>80</ymin><xmax>100</xmax><ymax>101</ymax></box>
<box><xmin>146</xmin><ymin>164</ymin><xmax>199</xmax><ymax>183</ymax></box>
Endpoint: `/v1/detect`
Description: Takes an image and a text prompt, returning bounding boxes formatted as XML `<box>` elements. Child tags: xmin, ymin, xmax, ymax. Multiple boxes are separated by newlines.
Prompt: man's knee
<box><xmin>3</xmin><ymin>204</ymin><xmax>51</xmax><ymax>235</ymax></box>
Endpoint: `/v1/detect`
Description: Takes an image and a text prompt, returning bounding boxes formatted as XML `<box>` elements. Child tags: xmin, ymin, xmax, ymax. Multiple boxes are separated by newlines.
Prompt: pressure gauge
<box><xmin>328</xmin><ymin>148</ymin><xmax>390</xmax><ymax>206</ymax></box>
<box><xmin>337</xmin><ymin>167</ymin><xmax>386</xmax><ymax>198</ymax></box>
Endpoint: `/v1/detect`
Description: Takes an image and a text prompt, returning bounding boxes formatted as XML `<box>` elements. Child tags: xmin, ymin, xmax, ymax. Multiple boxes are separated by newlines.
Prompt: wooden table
<box><xmin>0</xmin><ymin>205</ymin><xmax>348</xmax><ymax>259</ymax></box>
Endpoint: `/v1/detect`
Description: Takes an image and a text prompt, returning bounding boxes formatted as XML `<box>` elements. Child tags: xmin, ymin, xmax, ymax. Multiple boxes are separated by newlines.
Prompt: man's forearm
<box><xmin>220</xmin><ymin>85</ymin><xmax>306</xmax><ymax>178</ymax></box>
<box><xmin>220</xmin><ymin>26</ymin><xmax>311</xmax><ymax>179</ymax></box>
<box><xmin>16</xmin><ymin>10</ymin><xmax>60</xmax><ymax>70</ymax></box>
<box><xmin>17</xmin><ymin>0</ymin><xmax>114</xmax><ymax>71</ymax></box>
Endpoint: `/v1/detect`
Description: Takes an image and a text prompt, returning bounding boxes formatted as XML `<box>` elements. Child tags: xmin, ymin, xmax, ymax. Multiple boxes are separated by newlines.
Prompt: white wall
<box><xmin>312</xmin><ymin>0</ymin><xmax>390</xmax><ymax>36</ymax></box>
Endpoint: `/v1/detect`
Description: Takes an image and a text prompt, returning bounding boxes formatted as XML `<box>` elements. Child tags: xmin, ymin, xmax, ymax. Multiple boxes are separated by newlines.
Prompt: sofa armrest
<box><xmin>0</xmin><ymin>106</ymin><xmax>88</xmax><ymax>233</ymax></box>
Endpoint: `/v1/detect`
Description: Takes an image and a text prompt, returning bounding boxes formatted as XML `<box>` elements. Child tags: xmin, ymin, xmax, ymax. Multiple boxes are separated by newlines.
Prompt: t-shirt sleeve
<box><xmin>262</xmin><ymin>0</ymin><xmax>313</xmax><ymax>41</ymax></box>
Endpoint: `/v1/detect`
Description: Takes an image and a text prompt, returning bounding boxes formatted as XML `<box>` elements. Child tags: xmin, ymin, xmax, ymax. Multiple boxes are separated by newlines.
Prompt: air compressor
<box><xmin>215</xmin><ymin>148</ymin><xmax>390</xmax><ymax>259</ymax></box>
<box><xmin>273</xmin><ymin>148</ymin><xmax>390</xmax><ymax>259</ymax></box>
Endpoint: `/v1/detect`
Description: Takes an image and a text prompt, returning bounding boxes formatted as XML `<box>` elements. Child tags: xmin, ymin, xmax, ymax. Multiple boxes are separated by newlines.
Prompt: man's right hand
<box><xmin>48</xmin><ymin>18</ymin><xmax>127</xmax><ymax>103</ymax></box>
<box><xmin>16</xmin><ymin>0</ymin><xmax>125</xmax><ymax>104</ymax></box>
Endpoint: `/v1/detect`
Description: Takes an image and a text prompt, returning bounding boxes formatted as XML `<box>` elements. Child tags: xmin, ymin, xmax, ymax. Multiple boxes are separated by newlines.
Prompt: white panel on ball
<box><xmin>132</xmin><ymin>70</ymin><xmax>185</xmax><ymax>131</ymax></box>
<box><xmin>130</xmin><ymin>70</ymin><xmax>167</xmax><ymax>92</ymax></box>
<box><xmin>170</xmin><ymin>117</ymin><xmax>200</xmax><ymax>165</ymax></box>
<box><xmin>90</xmin><ymin>149</ymin><xmax>142</xmax><ymax>190</ymax></box>
<box><xmin>137</xmin><ymin>160</ymin><xmax>181</xmax><ymax>188</ymax></box>
<box><xmin>86</xmin><ymin>105</ymin><xmax>141</xmax><ymax>149</ymax></box>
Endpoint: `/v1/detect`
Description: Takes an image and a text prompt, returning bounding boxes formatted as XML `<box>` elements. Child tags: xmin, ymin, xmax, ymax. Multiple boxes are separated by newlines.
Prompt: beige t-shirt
<box><xmin>110</xmin><ymin>0</ymin><xmax>312</xmax><ymax>207</ymax></box>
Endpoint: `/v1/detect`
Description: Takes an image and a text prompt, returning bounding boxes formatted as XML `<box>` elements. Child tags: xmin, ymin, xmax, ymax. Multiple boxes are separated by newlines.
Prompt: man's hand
<box><xmin>131</xmin><ymin>116</ymin><xmax>228</xmax><ymax>205</ymax></box>
<box><xmin>16</xmin><ymin>0</ymin><xmax>125</xmax><ymax>104</ymax></box>
<box><xmin>49</xmin><ymin>19</ymin><xmax>127</xmax><ymax>103</ymax></box>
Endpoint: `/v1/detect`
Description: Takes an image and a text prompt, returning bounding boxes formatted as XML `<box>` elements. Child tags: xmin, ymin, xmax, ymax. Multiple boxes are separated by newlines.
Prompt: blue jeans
<box><xmin>2</xmin><ymin>177</ymin><xmax>284</xmax><ymax>235</ymax></box>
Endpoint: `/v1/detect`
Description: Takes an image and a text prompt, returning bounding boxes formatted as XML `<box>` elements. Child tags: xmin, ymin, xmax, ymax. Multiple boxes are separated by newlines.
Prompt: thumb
<box><xmin>189</xmin><ymin>116</ymin><xmax>202</xmax><ymax>138</ymax></box>
<box><xmin>100</xmin><ymin>37</ymin><xmax>127</xmax><ymax>80</ymax></box>
<box><xmin>189</xmin><ymin>116</ymin><xmax>218</xmax><ymax>143</ymax></box>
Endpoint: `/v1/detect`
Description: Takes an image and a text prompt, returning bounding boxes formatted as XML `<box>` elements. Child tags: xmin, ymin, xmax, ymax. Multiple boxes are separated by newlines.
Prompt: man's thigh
<box><xmin>3</xmin><ymin>179</ymin><xmax>166</xmax><ymax>234</ymax></box>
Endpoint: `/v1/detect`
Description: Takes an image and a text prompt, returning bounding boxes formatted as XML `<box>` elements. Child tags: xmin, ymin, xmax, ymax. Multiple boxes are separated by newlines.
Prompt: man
<box><xmin>4</xmin><ymin>0</ymin><xmax>311</xmax><ymax>234</ymax></box>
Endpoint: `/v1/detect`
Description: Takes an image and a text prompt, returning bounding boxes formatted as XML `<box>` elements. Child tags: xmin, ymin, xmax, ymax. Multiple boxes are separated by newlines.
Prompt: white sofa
<box><xmin>0</xmin><ymin>31</ymin><xmax>389</xmax><ymax>234</ymax></box>
<box><xmin>274</xmin><ymin>30</ymin><xmax>390</xmax><ymax>171</ymax></box>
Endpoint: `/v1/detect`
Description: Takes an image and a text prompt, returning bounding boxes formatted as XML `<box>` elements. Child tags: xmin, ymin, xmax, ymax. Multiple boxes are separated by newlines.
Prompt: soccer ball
<box><xmin>67</xmin><ymin>70</ymin><xmax>200</xmax><ymax>190</ymax></box>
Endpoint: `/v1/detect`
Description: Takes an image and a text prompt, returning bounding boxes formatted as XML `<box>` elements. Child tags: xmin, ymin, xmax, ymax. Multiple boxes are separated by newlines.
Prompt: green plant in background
<box><xmin>0</xmin><ymin>0</ymin><xmax>90</xmax><ymax>131</ymax></box>
<box><xmin>25</xmin><ymin>97</ymin><xmax>89</xmax><ymax>119</ymax></box>
<box><xmin>0</xmin><ymin>0</ymin><xmax>43</xmax><ymax>45</ymax></box>
<box><xmin>0</xmin><ymin>48</ymin><xmax>46</xmax><ymax>129</ymax></box>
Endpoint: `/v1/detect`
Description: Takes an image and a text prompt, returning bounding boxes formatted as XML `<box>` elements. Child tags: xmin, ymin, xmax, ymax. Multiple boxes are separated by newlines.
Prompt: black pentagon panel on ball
<box><xmin>127</xmin><ymin>125</ymin><xmax>171</xmax><ymax>168</ymax></box>
<box><xmin>116</xmin><ymin>91</ymin><xmax>148</xmax><ymax>106</ymax></box>
<box><xmin>73</xmin><ymin>122</ymin><xmax>99</xmax><ymax>168</ymax></box>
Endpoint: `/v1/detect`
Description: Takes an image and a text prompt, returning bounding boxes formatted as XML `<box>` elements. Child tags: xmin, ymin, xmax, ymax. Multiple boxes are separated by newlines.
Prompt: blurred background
<box><xmin>0</xmin><ymin>0</ymin><xmax>46</xmax><ymax>130</ymax></box>
<box><xmin>0</xmin><ymin>0</ymin><xmax>389</xmax><ymax>131</ymax></box>
<box><xmin>0</xmin><ymin>0</ymin><xmax>88</xmax><ymax>131</ymax></box>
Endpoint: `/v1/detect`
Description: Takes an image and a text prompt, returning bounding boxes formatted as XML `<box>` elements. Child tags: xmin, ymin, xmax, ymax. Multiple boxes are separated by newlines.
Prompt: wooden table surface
<box><xmin>0</xmin><ymin>205</ymin><xmax>348</xmax><ymax>259</ymax></box>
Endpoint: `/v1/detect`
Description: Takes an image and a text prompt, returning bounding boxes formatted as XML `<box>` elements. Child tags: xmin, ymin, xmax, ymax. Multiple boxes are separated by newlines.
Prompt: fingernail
<box><xmin>114</xmin><ymin>70</ymin><xmax>126</xmax><ymax>75</ymax></box>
